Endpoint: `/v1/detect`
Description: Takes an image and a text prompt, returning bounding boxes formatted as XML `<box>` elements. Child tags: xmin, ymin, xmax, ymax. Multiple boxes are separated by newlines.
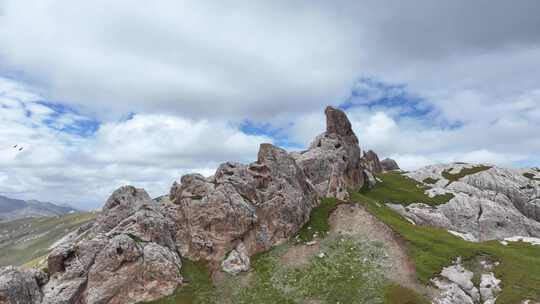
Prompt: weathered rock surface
<box><xmin>166</xmin><ymin>143</ymin><xmax>320</xmax><ymax>264</ymax></box>
<box><xmin>292</xmin><ymin>106</ymin><xmax>365</xmax><ymax>200</ymax></box>
<box><xmin>381</xmin><ymin>158</ymin><xmax>400</xmax><ymax>171</ymax></box>
<box><xmin>394</xmin><ymin>164</ymin><xmax>540</xmax><ymax>241</ymax></box>
<box><xmin>0</xmin><ymin>266</ymin><xmax>47</xmax><ymax>304</ymax></box>
<box><xmin>42</xmin><ymin>186</ymin><xmax>183</xmax><ymax>304</ymax></box>
<box><xmin>221</xmin><ymin>242</ymin><xmax>250</xmax><ymax>275</ymax></box>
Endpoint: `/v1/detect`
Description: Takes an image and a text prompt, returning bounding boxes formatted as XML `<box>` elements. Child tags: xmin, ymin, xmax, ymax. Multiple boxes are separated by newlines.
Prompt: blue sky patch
<box><xmin>341</xmin><ymin>78</ymin><xmax>463</xmax><ymax>130</ymax></box>
<box><xmin>240</xmin><ymin>120</ymin><xmax>303</xmax><ymax>150</ymax></box>
<box><xmin>36</xmin><ymin>101</ymin><xmax>100</xmax><ymax>137</ymax></box>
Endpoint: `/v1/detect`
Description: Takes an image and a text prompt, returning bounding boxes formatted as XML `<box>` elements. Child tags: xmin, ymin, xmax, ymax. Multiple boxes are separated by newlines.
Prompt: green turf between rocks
<box><xmin>441</xmin><ymin>165</ymin><xmax>492</xmax><ymax>185</ymax></box>
<box><xmin>359</xmin><ymin>171</ymin><xmax>454</xmax><ymax>206</ymax></box>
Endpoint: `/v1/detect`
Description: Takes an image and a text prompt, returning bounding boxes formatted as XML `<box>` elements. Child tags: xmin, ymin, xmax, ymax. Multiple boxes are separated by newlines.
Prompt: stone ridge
<box><xmin>0</xmin><ymin>106</ymin><xmax>389</xmax><ymax>304</ymax></box>
<box><xmin>395</xmin><ymin>164</ymin><xmax>540</xmax><ymax>242</ymax></box>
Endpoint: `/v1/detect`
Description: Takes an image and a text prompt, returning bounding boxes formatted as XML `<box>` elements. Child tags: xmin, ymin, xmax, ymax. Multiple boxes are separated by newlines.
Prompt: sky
<box><xmin>1</xmin><ymin>1</ymin><xmax>540</xmax><ymax>209</ymax></box>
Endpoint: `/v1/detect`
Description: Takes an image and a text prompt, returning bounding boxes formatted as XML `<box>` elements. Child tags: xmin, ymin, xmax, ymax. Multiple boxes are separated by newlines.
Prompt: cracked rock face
<box><xmin>395</xmin><ymin>164</ymin><xmax>540</xmax><ymax>241</ymax></box>
<box><xmin>0</xmin><ymin>266</ymin><xmax>47</xmax><ymax>304</ymax></box>
<box><xmin>42</xmin><ymin>186</ymin><xmax>183</xmax><ymax>304</ymax></box>
<box><xmin>166</xmin><ymin>143</ymin><xmax>320</xmax><ymax>263</ymax></box>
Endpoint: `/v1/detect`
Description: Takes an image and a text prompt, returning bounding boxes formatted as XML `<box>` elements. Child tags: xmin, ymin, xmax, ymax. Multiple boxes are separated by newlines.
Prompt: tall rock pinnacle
<box><xmin>325</xmin><ymin>106</ymin><xmax>356</xmax><ymax>138</ymax></box>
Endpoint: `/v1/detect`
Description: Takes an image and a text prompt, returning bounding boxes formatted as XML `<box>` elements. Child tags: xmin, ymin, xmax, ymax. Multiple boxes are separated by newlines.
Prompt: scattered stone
<box><xmin>432</xmin><ymin>257</ymin><xmax>501</xmax><ymax>304</ymax></box>
<box><xmin>221</xmin><ymin>243</ymin><xmax>251</xmax><ymax>275</ymax></box>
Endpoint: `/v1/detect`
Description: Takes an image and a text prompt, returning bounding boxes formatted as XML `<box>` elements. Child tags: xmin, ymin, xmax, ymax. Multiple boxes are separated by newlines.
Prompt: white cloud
<box><xmin>0</xmin><ymin>78</ymin><xmax>271</xmax><ymax>209</ymax></box>
<box><xmin>1</xmin><ymin>1</ymin><xmax>540</xmax><ymax>206</ymax></box>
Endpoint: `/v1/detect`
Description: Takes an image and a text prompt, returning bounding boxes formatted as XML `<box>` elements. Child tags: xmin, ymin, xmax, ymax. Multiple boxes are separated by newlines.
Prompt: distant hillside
<box><xmin>0</xmin><ymin>195</ymin><xmax>77</xmax><ymax>222</ymax></box>
<box><xmin>0</xmin><ymin>211</ymin><xmax>96</xmax><ymax>267</ymax></box>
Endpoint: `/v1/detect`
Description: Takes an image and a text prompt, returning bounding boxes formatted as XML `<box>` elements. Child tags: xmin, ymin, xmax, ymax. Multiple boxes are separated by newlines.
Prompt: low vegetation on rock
<box><xmin>441</xmin><ymin>165</ymin><xmax>492</xmax><ymax>185</ymax></box>
<box><xmin>360</xmin><ymin>171</ymin><xmax>454</xmax><ymax>206</ymax></box>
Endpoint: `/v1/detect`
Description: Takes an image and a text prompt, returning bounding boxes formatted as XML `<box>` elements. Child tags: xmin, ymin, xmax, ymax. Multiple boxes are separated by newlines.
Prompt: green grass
<box><xmin>422</xmin><ymin>177</ymin><xmax>439</xmax><ymax>185</ymax></box>
<box><xmin>354</xmin><ymin>173</ymin><xmax>540</xmax><ymax>304</ymax></box>
<box><xmin>296</xmin><ymin>197</ymin><xmax>343</xmax><ymax>241</ymax></box>
<box><xmin>0</xmin><ymin>212</ymin><xmax>96</xmax><ymax>267</ymax></box>
<box><xmin>230</xmin><ymin>236</ymin><xmax>387</xmax><ymax>304</ymax></box>
<box><xmin>383</xmin><ymin>284</ymin><xmax>429</xmax><ymax>304</ymax></box>
<box><xmin>360</xmin><ymin>172</ymin><xmax>454</xmax><ymax>206</ymax></box>
<box><xmin>227</xmin><ymin>244</ymin><xmax>296</xmax><ymax>304</ymax></box>
<box><xmin>523</xmin><ymin>172</ymin><xmax>540</xmax><ymax>181</ymax></box>
<box><xmin>441</xmin><ymin>165</ymin><xmax>492</xmax><ymax>185</ymax></box>
<box><xmin>145</xmin><ymin>259</ymin><xmax>216</xmax><ymax>304</ymax></box>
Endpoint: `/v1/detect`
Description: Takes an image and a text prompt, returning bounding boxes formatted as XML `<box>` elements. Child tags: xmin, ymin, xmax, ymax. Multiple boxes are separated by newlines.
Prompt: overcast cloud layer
<box><xmin>1</xmin><ymin>1</ymin><xmax>540</xmax><ymax>208</ymax></box>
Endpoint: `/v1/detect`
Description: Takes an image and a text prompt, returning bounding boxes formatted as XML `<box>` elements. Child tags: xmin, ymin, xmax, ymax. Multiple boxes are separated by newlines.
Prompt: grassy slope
<box><xmin>296</xmin><ymin>197</ymin><xmax>342</xmax><ymax>241</ymax></box>
<box><xmin>361</xmin><ymin>171</ymin><xmax>454</xmax><ymax>206</ymax></box>
<box><xmin>0</xmin><ymin>212</ymin><xmax>96</xmax><ymax>267</ymax></box>
<box><xmin>384</xmin><ymin>284</ymin><xmax>429</xmax><ymax>304</ymax></box>
<box><xmin>354</xmin><ymin>172</ymin><xmax>540</xmax><ymax>303</ymax></box>
<box><xmin>228</xmin><ymin>235</ymin><xmax>387</xmax><ymax>304</ymax></box>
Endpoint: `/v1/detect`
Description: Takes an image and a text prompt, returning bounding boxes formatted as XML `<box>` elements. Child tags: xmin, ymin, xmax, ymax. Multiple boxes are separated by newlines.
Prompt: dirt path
<box><xmin>328</xmin><ymin>203</ymin><xmax>437</xmax><ymax>298</ymax></box>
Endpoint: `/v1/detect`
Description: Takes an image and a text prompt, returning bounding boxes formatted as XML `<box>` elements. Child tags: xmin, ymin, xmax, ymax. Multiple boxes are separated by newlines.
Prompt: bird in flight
<box><xmin>10</xmin><ymin>144</ymin><xmax>24</xmax><ymax>152</ymax></box>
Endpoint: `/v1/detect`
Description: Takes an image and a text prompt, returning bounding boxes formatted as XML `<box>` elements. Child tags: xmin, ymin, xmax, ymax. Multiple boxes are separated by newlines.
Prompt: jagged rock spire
<box><xmin>325</xmin><ymin>106</ymin><xmax>355</xmax><ymax>137</ymax></box>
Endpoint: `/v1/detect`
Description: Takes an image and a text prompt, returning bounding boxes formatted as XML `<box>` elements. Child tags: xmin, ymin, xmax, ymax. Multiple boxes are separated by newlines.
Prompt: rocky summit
<box><xmin>0</xmin><ymin>106</ymin><xmax>386</xmax><ymax>304</ymax></box>
<box><xmin>2</xmin><ymin>106</ymin><xmax>540</xmax><ymax>304</ymax></box>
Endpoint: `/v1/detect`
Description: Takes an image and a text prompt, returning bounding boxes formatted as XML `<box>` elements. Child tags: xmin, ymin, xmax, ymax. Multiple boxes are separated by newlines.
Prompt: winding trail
<box><xmin>328</xmin><ymin>203</ymin><xmax>437</xmax><ymax>299</ymax></box>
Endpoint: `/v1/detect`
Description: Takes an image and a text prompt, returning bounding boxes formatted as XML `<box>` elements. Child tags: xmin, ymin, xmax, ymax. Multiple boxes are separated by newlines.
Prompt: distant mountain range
<box><xmin>0</xmin><ymin>195</ymin><xmax>77</xmax><ymax>222</ymax></box>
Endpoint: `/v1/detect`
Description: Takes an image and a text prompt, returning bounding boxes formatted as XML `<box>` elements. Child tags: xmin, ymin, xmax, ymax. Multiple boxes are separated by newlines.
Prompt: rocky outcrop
<box><xmin>381</xmin><ymin>158</ymin><xmax>400</xmax><ymax>171</ymax></box>
<box><xmin>395</xmin><ymin>164</ymin><xmax>540</xmax><ymax>241</ymax></box>
<box><xmin>7</xmin><ymin>106</ymin><xmax>386</xmax><ymax>303</ymax></box>
<box><xmin>292</xmin><ymin>106</ymin><xmax>365</xmax><ymax>200</ymax></box>
<box><xmin>360</xmin><ymin>150</ymin><xmax>383</xmax><ymax>174</ymax></box>
<box><xmin>0</xmin><ymin>266</ymin><xmax>47</xmax><ymax>304</ymax></box>
<box><xmin>42</xmin><ymin>186</ymin><xmax>183</xmax><ymax>304</ymax></box>
<box><xmin>165</xmin><ymin>143</ymin><xmax>320</xmax><ymax>264</ymax></box>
